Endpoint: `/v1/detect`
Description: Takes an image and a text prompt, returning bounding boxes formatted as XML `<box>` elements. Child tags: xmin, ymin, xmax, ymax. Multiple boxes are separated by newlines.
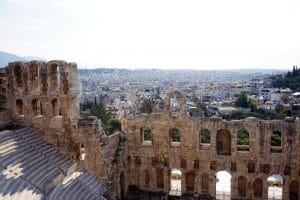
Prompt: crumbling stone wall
<box><xmin>122</xmin><ymin>90</ymin><xmax>300</xmax><ymax>199</ymax></box>
<box><xmin>0</xmin><ymin>61</ymin><xmax>126</xmax><ymax>199</ymax></box>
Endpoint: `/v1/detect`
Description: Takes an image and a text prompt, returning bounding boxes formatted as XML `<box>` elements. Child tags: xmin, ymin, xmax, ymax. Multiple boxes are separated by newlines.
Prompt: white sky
<box><xmin>1</xmin><ymin>0</ymin><xmax>300</xmax><ymax>69</ymax></box>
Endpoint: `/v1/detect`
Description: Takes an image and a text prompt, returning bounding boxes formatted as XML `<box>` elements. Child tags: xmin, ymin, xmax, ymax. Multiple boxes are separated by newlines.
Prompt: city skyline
<box><xmin>1</xmin><ymin>0</ymin><xmax>300</xmax><ymax>69</ymax></box>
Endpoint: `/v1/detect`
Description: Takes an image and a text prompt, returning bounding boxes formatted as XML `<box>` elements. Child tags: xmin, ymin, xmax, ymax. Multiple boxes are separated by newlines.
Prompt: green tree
<box><xmin>235</xmin><ymin>92</ymin><xmax>250</xmax><ymax>108</ymax></box>
<box><xmin>108</xmin><ymin>118</ymin><xmax>121</xmax><ymax>134</ymax></box>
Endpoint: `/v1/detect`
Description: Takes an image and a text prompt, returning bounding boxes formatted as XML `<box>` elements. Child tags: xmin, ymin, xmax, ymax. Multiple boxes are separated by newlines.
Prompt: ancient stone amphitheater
<box><xmin>0</xmin><ymin>61</ymin><xmax>299</xmax><ymax>200</ymax></box>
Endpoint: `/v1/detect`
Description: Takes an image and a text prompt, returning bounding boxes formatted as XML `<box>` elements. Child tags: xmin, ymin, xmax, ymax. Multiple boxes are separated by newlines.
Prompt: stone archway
<box><xmin>216</xmin><ymin>171</ymin><xmax>231</xmax><ymax>200</ymax></box>
<box><xmin>216</xmin><ymin>129</ymin><xmax>231</xmax><ymax>155</ymax></box>
<box><xmin>169</xmin><ymin>168</ymin><xmax>182</xmax><ymax>196</ymax></box>
<box><xmin>267</xmin><ymin>174</ymin><xmax>283</xmax><ymax>200</ymax></box>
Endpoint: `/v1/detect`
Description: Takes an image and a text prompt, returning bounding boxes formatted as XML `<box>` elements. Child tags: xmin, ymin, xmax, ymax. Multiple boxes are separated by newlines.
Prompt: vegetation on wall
<box><xmin>271</xmin><ymin>131</ymin><xmax>281</xmax><ymax>147</ymax></box>
<box><xmin>200</xmin><ymin>128</ymin><xmax>210</xmax><ymax>144</ymax></box>
<box><xmin>80</xmin><ymin>99</ymin><xmax>121</xmax><ymax>135</ymax></box>
<box><xmin>237</xmin><ymin>129</ymin><xmax>249</xmax><ymax>145</ymax></box>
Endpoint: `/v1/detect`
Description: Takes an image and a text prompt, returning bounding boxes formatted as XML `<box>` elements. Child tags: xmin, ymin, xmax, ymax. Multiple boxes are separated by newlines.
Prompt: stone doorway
<box><xmin>169</xmin><ymin>168</ymin><xmax>182</xmax><ymax>196</ymax></box>
<box><xmin>267</xmin><ymin>174</ymin><xmax>283</xmax><ymax>200</ymax></box>
<box><xmin>216</xmin><ymin>171</ymin><xmax>231</xmax><ymax>200</ymax></box>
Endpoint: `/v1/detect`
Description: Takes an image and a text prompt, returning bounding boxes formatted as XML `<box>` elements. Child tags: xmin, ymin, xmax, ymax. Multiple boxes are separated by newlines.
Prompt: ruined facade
<box><xmin>0</xmin><ymin>61</ymin><xmax>126</xmax><ymax>199</ymax></box>
<box><xmin>0</xmin><ymin>61</ymin><xmax>300</xmax><ymax>199</ymax></box>
<box><xmin>122</xmin><ymin>90</ymin><xmax>300</xmax><ymax>199</ymax></box>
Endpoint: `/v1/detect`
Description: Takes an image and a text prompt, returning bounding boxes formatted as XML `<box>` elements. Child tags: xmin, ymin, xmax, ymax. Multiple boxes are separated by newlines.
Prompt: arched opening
<box><xmin>157</xmin><ymin>168</ymin><xmax>164</xmax><ymax>189</ymax></box>
<box><xmin>238</xmin><ymin>176</ymin><xmax>247</xmax><ymax>197</ymax></box>
<box><xmin>201</xmin><ymin>173</ymin><xmax>209</xmax><ymax>193</ymax></box>
<box><xmin>216</xmin><ymin>171</ymin><xmax>231</xmax><ymax>200</ymax></box>
<box><xmin>79</xmin><ymin>143</ymin><xmax>86</xmax><ymax>161</ymax></box>
<box><xmin>200</xmin><ymin>128</ymin><xmax>210</xmax><ymax>149</ymax></box>
<box><xmin>49</xmin><ymin>64</ymin><xmax>58</xmax><ymax>90</ymax></box>
<box><xmin>51</xmin><ymin>98</ymin><xmax>59</xmax><ymax>117</ymax></box>
<box><xmin>271</xmin><ymin>131</ymin><xmax>282</xmax><ymax>153</ymax></box>
<box><xmin>237</xmin><ymin>129</ymin><xmax>249</xmax><ymax>151</ymax></box>
<box><xmin>32</xmin><ymin>99</ymin><xmax>42</xmax><ymax>116</ymax></box>
<box><xmin>144</xmin><ymin>169</ymin><xmax>150</xmax><ymax>187</ymax></box>
<box><xmin>16</xmin><ymin>99</ymin><xmax>23</xmax><ymax>115</ymax></box>
<box><xmin>216</xmin><ymin>129</ymin><xmax>231</xmax><ymax>155</ymax></box>
<box><xmin>267</xmin><ymin>174</ymin><xmax>283</xmax><ymax>200</ymax></box>
<box><xmin>290</xmin><ymin>180</ymin><xmax>299</xmax><ymax>200</ymax></box>
<box><xmin>141</xmin><ymin>127</ymin><xmax>152</xmax><ymax>145</ymax></box>
<box><xmin>29</xmin><ymin>63</ymin><xmax>38</xmax><ymax>90</ymax></box>
<box><xmin>170</xmin><ymin>128</ymin><xmax>180</xmax><ymax>147</ymax></box>
<box><xmin>186</xmin><ymin>171</ymin><xmax>195</xmax><ymax>192</ymax></box>
<box><xmin>170</xmin><ymin>95</ymin><xmax>180</xmax><ymax>112</ymax></box>
<box><xmin>170</xmin><ymin>168</ymin><xmax>182</xmax><ymax>196</ymax></box>
<box><xmin>14</xmin><ymin>65</ymin><xmax>22</xmax><ymax>88</ymax></box>
<box><xmin>253</xmin><ymin>178</ymin><xmax>263</xmax><ymax>198</ymax></box>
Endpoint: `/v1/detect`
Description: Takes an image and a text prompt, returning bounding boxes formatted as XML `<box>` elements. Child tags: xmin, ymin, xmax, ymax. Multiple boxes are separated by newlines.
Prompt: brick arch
<box><xmin>216</xmin><ymin>129</ymin><xmax>231</xmax><ymax>155</ymax></box>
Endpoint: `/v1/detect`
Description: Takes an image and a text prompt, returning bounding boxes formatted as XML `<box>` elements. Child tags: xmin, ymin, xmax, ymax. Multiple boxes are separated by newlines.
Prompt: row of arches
<box><xmin>13</xmin><ymin>63</ymin><xmax>60</xmax><ymax>91</ymax></box>
<box><xmin>139</xmin><ymin>169</ymin><xmax>298</xmax><ymax>199</ymax></box>
<box><xmin>140</xmin><ymin>127</ymin><xmax>282</xmax><ymax>154</ymax></box>
<box><xmin>15</xmin><ymin>98</ymin><xmax>61</xmax><ymax>117</ymax></box>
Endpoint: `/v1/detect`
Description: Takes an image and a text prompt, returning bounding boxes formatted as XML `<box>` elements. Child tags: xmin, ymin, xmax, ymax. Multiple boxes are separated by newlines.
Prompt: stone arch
<box><xmin>29</xmin><ymin>63</ymin><xmax>39</xmax><ymax>90</ymax></box>
<box><xmin>144</xmin><ymin>169</ymin><xmax>150</xmax><ymax>187</ymax></box>
<box><xmin>201</xmin><ymin>173</ymin><xmax>209</xmax><ymax>193</ymax></box>
<box><xmin>170</xmin><ymin>128</ymin><xmax>180</xmax><ymax>143</ymax></box>
<box><xmin>32</xmin><ymin>99</ymin><xmax>42</xmax><ymax>116</ymax></box>
<box><xmin>238</xmin><ymin>176</ymin><xmax>247</xmax><ymax>197</ymax></box>
<box><xmin>140</xmin><ymin>127</ymin><xmax>152</xmax><ymax>144</ymax></box>
<box><xmin>271</xmin><ymin>130</ymin><xmax>282</xmax><ymax>153</ymax></box>
<box><xmin>157</xmin><ymin>168</ymin><xmax>164</xmax><ymax>189</ymax></box>
<box><xmin>216</xmin><ymin>129</ymin><xmax>231</xmax><ymax>155</ymax></box>
<box><xmin>186</xmin><ymin>171</ymin><xmax>194</xmax><ymax>192</ymax></box>
<box><xmin>13</xmin><ymin>65</ymin><xmax>22</xmax><ymax>88</ymax></box>
<box><xmin>267</xmin><ymin>174</ymin><xmax>283</xmax><ymax>199</ymax></box>
<box><xmin>237</xmin><ymin>129</ymin><xmax>249</xmax><ymax>151</ymax></box>
<box><xmin>51</xmin><ymin>98</ymin><xmax>60</xmax><ymax>117</ymax></box>
<box><xmin>253</xmin><ymin>178</ymin><xmax>263</xmax><ymax>198</ymax></box>
<box><xmin>16</xmin><ymin>99</ymin><xmax>23</xmax><ymax>115</ymax></box>
<box><xmin>170</xmin><ymin>168</ymin><xmax>182</xmax><ymax>195</ymax></box>
<box><xmin>216</xmin><ymin>171</ymin><xmax>231</xmax><ymax>199</ymax></box>
<box><xmin>49</xmin><ymin>63</ymin><xmax>59</xmax><ymax>90</ymax></box>
<box><xmin>200</xmin><ymin>128</ymin><xmax>210</xmax><ymax>144</ymax></box>
<box><xmin>290</xmin><ymin>180</ymin><xmax>299</xmax><ymax>200</ymax></box>
<box><xmin>165</xmin><ymin>90</ymin><xmax>186</xmax><ymax>114</ymax></box>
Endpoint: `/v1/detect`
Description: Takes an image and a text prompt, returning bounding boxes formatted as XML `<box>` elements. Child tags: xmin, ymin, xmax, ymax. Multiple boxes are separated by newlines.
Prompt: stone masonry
<box><xmin>0</xmin><ymin>61</ymin><xmax>299</xmax><ymax>199</ymax></box>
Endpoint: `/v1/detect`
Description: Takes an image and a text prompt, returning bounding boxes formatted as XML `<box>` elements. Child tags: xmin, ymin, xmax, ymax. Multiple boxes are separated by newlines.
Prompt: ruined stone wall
<box><xmin>0</xmin><ymin>61</ymin><xmax>126</xmax><ymax>199</ymax></box>
<box><xmin>122</xmin><ymin>90</ymin><xmax>300</xmax><ymax>199</ymax></box>
<box><xmin>0</xmin><ymin>68</ymin><xmax>10</xmax><ymax>128</ymax></box>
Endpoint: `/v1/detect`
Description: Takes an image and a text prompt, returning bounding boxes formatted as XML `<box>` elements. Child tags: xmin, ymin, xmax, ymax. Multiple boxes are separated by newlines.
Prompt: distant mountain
<box><xmin>0</xmin><ymin>51</ymin><xmax>44</xmax><ymax>68</ymax></box>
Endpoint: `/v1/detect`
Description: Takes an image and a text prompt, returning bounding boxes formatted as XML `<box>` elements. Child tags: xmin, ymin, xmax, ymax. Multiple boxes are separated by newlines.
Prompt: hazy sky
<box><xmin>1</xmin><ymin>0</ymin><xmax>300</xmax><ymax>69</ymax></box>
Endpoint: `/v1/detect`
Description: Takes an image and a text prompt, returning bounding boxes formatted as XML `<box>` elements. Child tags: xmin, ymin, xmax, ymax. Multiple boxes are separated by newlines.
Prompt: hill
<box><xmin>0</xmin><ymin>51</ymin><xmax>44</xmax><ymax>68</ymax></box>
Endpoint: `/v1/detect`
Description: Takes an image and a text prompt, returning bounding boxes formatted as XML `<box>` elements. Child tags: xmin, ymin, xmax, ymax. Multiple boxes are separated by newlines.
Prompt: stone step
<box><xmin>1</xmin><ymin>147</ymin><xmax>35</xmax><ymax>167</ymax></box>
